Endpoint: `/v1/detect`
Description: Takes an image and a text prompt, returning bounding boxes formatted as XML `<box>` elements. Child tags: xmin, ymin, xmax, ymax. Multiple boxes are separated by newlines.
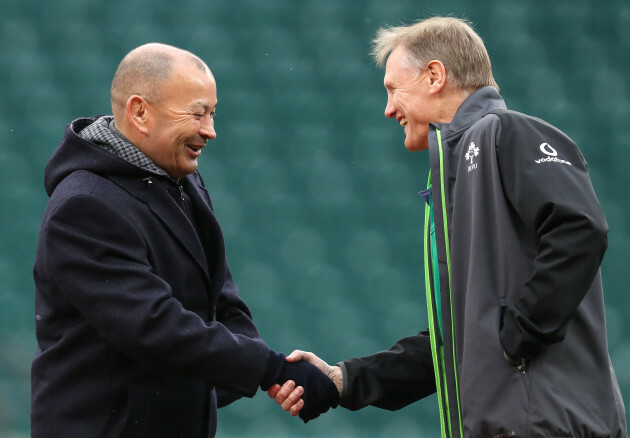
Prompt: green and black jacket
<box><xmin>340</xmin><ymin>87</ymin><xmax>627</xmax><ymax>437</ymax></box>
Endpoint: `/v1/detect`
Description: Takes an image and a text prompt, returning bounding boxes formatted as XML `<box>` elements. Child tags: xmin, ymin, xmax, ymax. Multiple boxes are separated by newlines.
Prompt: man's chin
<box><xmin>404</xmin><ymin>138</ymin><xmax>429</xmax><ymax>152</ymax></box>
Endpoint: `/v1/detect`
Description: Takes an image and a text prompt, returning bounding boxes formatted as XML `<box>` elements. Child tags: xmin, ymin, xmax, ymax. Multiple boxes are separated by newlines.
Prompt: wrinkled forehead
<box><xmin>161</xmin><ymin>65</ymin><xmax>217</xmax><ymax>106</ymax></box>
<box><xmin>383</xmin><ymin>46</ymin><xmax>413</xmax><ymax>88</ymax></box>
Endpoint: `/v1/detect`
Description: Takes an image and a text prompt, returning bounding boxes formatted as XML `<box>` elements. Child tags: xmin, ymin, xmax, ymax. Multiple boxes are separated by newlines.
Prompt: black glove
<box><xmin>261</xmin><ymin>350</ymin><xmax>340</xmax><ymax>423</ymax></box>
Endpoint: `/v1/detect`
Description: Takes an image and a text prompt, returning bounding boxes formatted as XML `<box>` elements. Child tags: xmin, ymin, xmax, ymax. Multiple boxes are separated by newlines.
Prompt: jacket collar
<box><xmin>432</xmin><ymin>86</ymin><xmax>507</xmax><ymax>140</ymax></box>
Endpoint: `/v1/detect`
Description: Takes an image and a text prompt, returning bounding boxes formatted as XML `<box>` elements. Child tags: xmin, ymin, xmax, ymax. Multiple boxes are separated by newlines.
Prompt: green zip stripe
<box><xmin>436</xmin><ymin>129</ymin><xmax>464</xmax><ymax>437</ymax></box>
<box><xmin>429</xmin><ymin>197</ymin><xmax>443</xmax><ymax>344</ymax></box>
<box><xmin>430</xmin><ymin>186</ymin><xmax>450</xmax><ymax>436</ymax></box>
<box><xmin>423</xmin><ymin>173</ymin><xmax>447</xmax><ymax>438</ymax></box>
<box><xmin>440</xmin><ymin>345</ymin><xmax>451</xmax><ymax>437</ymax></box>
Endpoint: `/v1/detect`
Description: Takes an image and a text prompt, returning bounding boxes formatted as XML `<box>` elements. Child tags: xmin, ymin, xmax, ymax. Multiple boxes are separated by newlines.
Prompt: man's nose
<box><xmin>200</xmin><ymin>118</ymin><xmax>216</xmax><ymax>140</ymax></box>
<box><xmin>384</xmin><ymin>98</ymin><xmax>396</xmax><ymax>118</ymax></box>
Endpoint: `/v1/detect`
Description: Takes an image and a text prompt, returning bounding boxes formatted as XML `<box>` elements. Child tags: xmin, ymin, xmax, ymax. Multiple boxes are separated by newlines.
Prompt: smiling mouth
<box><xmin>186</xmin><ymin>144</ymin><xmax>202</xmax><ymax>152</ymax></box>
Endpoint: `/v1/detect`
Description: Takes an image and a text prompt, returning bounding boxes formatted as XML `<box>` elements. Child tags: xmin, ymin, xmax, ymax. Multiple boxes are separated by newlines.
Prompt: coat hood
<box><xmin>44</xmin><ymin>117</ymin><xmax>149</xmax><ymax>197</ymax></box>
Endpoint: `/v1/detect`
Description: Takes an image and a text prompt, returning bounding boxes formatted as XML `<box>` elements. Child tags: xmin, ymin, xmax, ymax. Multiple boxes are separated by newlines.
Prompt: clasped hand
<box><xmin>268</xmin><ymin>350</ymin><xmax>343</xmax><ymax>422</ymax></box>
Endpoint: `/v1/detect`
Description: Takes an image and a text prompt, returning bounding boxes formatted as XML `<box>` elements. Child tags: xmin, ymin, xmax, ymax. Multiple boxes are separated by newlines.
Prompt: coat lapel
<box><xmin>182</xmin><ymin>176</ymin><xmax>227</xmax><ymax>287</ymax></box>
<box><xmin>108</xmin><ymin>174</ymin><xmax>211</xmax><ymax>281</ymax></box>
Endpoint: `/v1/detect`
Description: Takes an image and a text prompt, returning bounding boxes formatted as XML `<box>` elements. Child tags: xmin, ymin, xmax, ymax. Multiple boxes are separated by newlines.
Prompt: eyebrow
<box><xmin>192</xmin><ymin>100</ymin><xmax>217</xmax><ymax>111</ymax></box>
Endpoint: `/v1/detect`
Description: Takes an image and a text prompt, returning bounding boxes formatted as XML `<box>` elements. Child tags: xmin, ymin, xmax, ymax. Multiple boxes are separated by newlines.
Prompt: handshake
<box><xmin>260</xmin><ymin>350</ymin><xmax>342</xmax><ymax>423</ymax></box>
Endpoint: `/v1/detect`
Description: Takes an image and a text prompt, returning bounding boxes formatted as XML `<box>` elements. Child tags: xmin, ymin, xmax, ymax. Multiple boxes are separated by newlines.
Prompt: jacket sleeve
<box><xmin>42</xmin><ymin>193</ymin><xmax>271</xmax><ymax>397</ymax></box>
<box><xmin>494</xmin><ymin>113</ymin><xmax>608</xmax><ymax>361</ymax></box>
<box><xmin>338</xmin><ymin>330</ymin><xmax>436</xmax><ymax>411</ymax></box>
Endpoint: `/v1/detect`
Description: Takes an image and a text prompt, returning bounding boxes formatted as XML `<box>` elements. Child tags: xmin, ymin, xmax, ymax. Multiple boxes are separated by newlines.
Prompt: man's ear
<box><xmin>126</xmin><ymin>95</ymin><xmax>150</xmax><ymax>135</ymax></box>
<box><xmin>426</xmin><ymin>60</ymin><xmax>447</xmax><ymax>94</ymax></box>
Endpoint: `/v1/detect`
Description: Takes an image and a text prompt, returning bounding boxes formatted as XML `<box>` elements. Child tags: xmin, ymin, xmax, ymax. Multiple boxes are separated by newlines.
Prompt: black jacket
<box><xmin>340</xmin><ymin>88</ymin><xmax>627</xmax><ymax>437</ymax></box>
<box><xmin>32</xmin><ymin>118</ymin><xmax>271</xmax><ymax>438</ymax></box>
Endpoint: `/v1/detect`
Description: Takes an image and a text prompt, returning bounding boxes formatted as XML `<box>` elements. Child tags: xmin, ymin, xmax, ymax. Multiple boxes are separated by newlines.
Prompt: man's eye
<box><xmin>192</xmin><ymin>112</ymin><xmax>216</xmax><ymax>119</ymax></box>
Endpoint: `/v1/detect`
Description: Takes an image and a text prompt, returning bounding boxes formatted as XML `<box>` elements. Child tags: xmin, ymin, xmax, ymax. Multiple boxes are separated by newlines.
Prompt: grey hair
<box><xmin>372</xmin><ymin>17</ymin><xmax>499</xmax><ymax>92</ymax></box>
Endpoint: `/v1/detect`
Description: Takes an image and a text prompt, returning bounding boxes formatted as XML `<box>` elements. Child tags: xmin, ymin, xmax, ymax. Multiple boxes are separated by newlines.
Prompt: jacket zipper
<box><xmin>427</xmin><ymin>128</ymin><xmax>464</xmax><ymax>437</ymax></box>
<box><xmin>424</xmin><ymin>174</ymin><xmax>448</xmax><ymax>437</ymax></box>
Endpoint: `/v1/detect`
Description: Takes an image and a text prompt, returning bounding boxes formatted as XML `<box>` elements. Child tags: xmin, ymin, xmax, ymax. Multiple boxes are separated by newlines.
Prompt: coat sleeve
<box><xmin>215</xmin><ymin>266</ymin><xmax>261</xmax><ymax>406</ymax></box>
<box><xmin>42</xmin><ymin>193</ymin><xmax>271</xmax><ymax>397</ymax></box>
<box><xmin>191</xmin><ymin>169</ymin><xmax>262</xmax><ymax>342</ymax></box>
<box><xmin>190</xmin><ymin>170</ymin><xmax>267</xmax><ymax>405</ymax></box>
<box><xmin>216</xmin><ymin>266</ymin><xmax>260</xmax><ymax>339</ymax></box>
<box><xmin>338</xmin><ymin>330</ymin><xmax>436</xmax><ymax>411</ymax></box>
<box><xmin>494</xmin><ymin>113</ymin><xmax>608</xmax><ymax>361</ymax></box>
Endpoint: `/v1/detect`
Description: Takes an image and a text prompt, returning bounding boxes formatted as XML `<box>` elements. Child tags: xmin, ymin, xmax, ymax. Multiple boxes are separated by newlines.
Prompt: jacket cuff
<box><xmin>260</xmin><ymin>350</ymin><xmax>286</xmax><ymax>390</ymax></box>
<box><xmin>336</xmin><ymin>361</ymin><xmax>348</xmax><ymax>400</ymax></box>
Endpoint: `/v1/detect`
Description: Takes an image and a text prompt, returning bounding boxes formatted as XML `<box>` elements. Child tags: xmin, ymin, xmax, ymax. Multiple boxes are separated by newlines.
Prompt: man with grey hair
<box><xmin>270</xmin><ymin>16</ymin><xmax>627</xmax><ymax>437</ymax></box>
<box><xmin>32</xmin><ymin>43</ymin><xmax>338</xmax><ymax>438</ymax></box>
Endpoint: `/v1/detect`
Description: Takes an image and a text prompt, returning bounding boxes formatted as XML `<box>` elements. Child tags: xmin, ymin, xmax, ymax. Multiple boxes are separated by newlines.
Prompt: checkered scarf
<box><xmin>78</xmin><ymin>116</ymin><xmax>170</xmax><ymax>178</ymax></box>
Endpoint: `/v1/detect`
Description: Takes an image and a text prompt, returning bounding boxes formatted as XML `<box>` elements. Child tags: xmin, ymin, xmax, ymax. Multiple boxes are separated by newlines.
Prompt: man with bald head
<box><xmin>31</xmin><ymin>43</ymin><xmax>339</xmax><ymax>438</ymax></box>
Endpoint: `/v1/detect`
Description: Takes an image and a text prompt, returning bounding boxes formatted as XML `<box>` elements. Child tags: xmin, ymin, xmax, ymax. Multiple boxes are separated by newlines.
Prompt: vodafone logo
<box><xmin>540</xmin><ymin>143</ymin><xmax>557</xmax><ymax>156</ymax></box>
<box><xmin>535</xmin><ymin>142</ymin><xmax>572</xmax><ymax>166</ymax></box>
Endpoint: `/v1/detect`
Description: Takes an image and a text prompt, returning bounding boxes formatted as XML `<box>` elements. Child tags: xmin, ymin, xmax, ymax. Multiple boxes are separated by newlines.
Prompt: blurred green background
<box><xmin>1</xmin><ymin>0</ymin><xmax>629</xmax><ymax>436</ymax></box>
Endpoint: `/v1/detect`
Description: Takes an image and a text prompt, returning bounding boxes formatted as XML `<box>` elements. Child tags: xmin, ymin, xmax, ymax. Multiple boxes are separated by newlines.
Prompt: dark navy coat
<box><xmin>32</xmin><ymin>118</ymin><xmax>271</xmax><ymax>438</ymax></box>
